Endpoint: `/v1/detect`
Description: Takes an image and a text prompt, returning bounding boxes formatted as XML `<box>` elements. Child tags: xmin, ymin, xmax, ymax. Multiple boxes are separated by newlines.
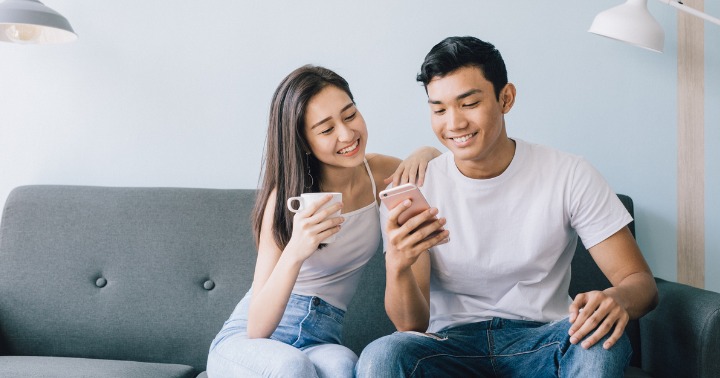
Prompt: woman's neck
<box><xmin>318</xmin><ymin>161</ymin><xmax>372</xmax><ymax>212</ymax></box>
<box><xmin>320</xmin><ymin>162</ymin><xmax>364</xmax><ymax>192</ymax></box>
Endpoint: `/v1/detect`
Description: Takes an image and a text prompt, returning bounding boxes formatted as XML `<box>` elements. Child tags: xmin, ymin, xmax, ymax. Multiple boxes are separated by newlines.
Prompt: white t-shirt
<box><xmin>380</xmin><ymin>139</ymin><xmax>632</xmax><ymax>332</ymax></box>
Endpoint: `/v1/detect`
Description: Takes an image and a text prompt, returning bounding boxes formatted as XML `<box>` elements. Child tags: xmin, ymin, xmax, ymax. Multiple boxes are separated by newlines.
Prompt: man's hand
<box><xmin>382</xmin><ymin>199</ymin><xmax>445</xmax><ymax>332</ymax></box>
<box><xmin>568</xmin><ymin>289</ymin><xmax>630</xmax><ymax>350</ymax></box>
<box><xmin>384</xmin><ymin>199</ymin><xmax>448</xmax><ymax>273</ymax></box>
<box><xmin>571</xmin><ymin>226</ymin><xmax>659</xmax><ymax>350</ymax></box>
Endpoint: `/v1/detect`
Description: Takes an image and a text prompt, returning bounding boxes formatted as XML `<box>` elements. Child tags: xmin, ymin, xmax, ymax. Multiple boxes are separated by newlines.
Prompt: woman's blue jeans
<box><xmin>207</xmin><ymin>293</ymin><xmax>357</xmax><ymax>377</ymax></box>
<box><xmin>355</xmin><ymin>317</ymin><xmax>631</xmax><ymax>378</ymax></box>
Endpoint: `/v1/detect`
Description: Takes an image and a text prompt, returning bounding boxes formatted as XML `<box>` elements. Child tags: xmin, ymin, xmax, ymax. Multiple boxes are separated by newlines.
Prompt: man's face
<box><xmin>426</xmin><ymin>66</ymin><xmax>515</xmax><ymax>177</ymax></box>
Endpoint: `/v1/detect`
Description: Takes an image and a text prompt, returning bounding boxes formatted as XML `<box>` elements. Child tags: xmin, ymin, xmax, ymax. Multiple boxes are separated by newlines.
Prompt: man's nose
<box><xmin>447</xmin><ymin>109</ymin><xmax>468</xmax><ymax>131</ymax></box>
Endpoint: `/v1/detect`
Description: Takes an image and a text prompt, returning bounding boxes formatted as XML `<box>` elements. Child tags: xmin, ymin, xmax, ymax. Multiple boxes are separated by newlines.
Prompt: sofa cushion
<box><xmin>343</xmin><ymin>246</ymin><xmax>395</xmax><ymax>355</ymax></box>
<box><xmin>624</xmin><ymin>366</ymin><xmax>652</xmax><ymax>378</ymax></box>
<box><xmin>0</xmin><ymin>356</ymin><xmax>196</xmax><ymax>378</ymax></box>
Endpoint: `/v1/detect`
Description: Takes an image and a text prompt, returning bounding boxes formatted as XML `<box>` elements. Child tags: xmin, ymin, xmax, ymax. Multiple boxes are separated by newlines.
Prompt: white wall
<box><xmin>0</xmin><ymin>0</ymin><xmax>717</xmax><ymax>292</ymax></box>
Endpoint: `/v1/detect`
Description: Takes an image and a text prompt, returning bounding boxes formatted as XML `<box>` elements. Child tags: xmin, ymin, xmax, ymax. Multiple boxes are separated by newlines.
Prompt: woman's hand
<box><xmin>568</xmin><ymin>289</ymin><xmax>630</xmax><ymax>350</ymax></box>
<box><xmin>385</xmin><ymin>146</ymin><xmax>441</xmax><ymax>187</ymax></box>
<box><xmin>285</xmin><ymin>194</ymin><xmax>344</xmax><ymax>261</ymax></box>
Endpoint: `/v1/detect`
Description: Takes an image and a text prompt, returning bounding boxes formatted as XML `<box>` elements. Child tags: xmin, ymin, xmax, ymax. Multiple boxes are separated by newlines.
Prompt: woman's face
<box><xmin>303</xmin><ymin>85</ymin><xmax>368</xmax><ymax>169</ymax></box>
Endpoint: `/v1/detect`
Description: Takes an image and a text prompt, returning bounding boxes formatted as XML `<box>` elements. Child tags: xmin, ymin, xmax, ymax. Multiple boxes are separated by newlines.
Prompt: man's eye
<box><xmin>344</xmin><ymin>112</ymin><xmax>357</xmax><ymax>122</ymax></box>
<box><xmin>320</xmin><ymin>127</ymin><xmax>334</xmax><ymax>135</ymax></box>
<box><xmin>433</xmin><ymin>109</ymin><xmax>446</xmax><ymax>115</ymax></box>
<box><xmin>463</xmin><ymin>101</ymin><xmax>479</xmax><ymax>108</ymax></box>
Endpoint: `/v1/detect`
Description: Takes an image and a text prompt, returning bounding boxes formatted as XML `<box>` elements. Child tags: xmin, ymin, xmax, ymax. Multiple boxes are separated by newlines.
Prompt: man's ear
<box><xmin>500</xmin><ymin>83</ymin><xmax>516</xmax><ymax>114</ymax></box>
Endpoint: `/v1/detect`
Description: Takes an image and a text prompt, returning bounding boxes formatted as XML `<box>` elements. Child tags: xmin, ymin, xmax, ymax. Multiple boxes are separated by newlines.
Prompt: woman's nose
<box><xmin>336</xmin><ymin>123</ymin><xmax>355</xmax><ymax>142</ymax></box>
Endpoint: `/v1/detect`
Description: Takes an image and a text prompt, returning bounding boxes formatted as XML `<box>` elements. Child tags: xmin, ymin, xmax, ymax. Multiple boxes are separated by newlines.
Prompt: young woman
<box><xmin>206</xmin><ymin>65</ymin><xmax>439</xmax><ymax>377</ymax></box>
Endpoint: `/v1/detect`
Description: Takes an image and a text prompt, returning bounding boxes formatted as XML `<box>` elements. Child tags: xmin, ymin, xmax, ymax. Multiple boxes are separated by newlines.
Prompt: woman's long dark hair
<box><xmin>251</xmin><ymin>65</ymin><xmax>354</xmax><ymax>250</ymax></box>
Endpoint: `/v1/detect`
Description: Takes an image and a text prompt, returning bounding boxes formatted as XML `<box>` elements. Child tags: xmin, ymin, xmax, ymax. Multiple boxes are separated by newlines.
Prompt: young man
<box><xmin>356</xmin><ymin>36</ymin><xmax>658</xmax><ymax>377</ymax></box>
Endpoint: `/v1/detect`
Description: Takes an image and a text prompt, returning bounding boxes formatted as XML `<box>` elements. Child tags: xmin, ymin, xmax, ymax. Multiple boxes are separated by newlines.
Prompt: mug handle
<box><xmin>287</xmin><ymin>196</ymin><xmax>304</xmax><ymax>213</ymax></box>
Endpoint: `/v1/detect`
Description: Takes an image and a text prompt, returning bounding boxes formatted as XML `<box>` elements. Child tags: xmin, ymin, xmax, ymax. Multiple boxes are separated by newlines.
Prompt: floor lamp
<box><xmin>588</xmin><ymin>0</ymin><xmax>713</xmax><ymax>288</ymax></box>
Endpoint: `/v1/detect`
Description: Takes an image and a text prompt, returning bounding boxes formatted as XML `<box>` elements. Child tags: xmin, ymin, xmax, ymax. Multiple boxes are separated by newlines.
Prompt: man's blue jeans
<box><xmin>355</xmin><ymin>317</ymin><xmax>631</xmax><ymax>377</ymax></box>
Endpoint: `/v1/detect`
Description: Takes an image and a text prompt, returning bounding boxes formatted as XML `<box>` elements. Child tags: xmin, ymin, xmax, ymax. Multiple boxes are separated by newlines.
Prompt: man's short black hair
<box><xmin>417</xmin><ymin>36</ymin><xmax>508</xmax><ymax>100</ymax></box>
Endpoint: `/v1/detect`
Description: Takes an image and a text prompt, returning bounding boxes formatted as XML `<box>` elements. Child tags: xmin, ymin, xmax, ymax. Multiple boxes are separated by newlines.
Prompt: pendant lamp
<box><xmin>0</xmin><ymin>0</ymin><xmax>77</xmax><ymax>44</ymax></box>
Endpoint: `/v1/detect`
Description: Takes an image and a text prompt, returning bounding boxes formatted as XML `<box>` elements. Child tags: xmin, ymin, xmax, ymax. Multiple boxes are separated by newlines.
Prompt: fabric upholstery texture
<box><xmin>0</xmin><ymin>356</ymin><xmax>196</xmax><ymax>378</ymax></box>
<box><xmin>0</xmin><ymin>186</ymin><xmax>257</xmax><ymax>376</ymax></box>
<box><xmin>1</xmin><ymin>185</ymin><xmax>718</xmax><ymax>377</ymax></box>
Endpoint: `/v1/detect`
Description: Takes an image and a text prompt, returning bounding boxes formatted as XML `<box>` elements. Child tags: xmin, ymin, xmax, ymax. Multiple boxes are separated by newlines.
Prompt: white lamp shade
<box><xmin>589</xmin><ymin>0</ymin><xmax>664</xmax><ymax>52</ymax></box>
<box><xmin>0</xmin><ymin>0</ymin><xmax>76</xmax><ymax>44</ymax></box>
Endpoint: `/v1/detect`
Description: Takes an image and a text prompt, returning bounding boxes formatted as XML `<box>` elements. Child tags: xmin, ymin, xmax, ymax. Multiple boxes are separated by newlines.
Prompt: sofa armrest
<box><xmin>639</xmin><ymin>278</ymin><xmax>720</xmax><ymax>378</ymax></box>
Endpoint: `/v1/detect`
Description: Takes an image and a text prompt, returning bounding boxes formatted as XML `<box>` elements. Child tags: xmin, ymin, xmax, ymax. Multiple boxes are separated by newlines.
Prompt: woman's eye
<box><xmin>344</xmin><ymin>112</ymin><xmax>357</xmax><ymax>122</ymax></box>
<box><xmin>320</xmin><ymin>127</ymin><xmax>334</xmax><ymax>135</ymax></box>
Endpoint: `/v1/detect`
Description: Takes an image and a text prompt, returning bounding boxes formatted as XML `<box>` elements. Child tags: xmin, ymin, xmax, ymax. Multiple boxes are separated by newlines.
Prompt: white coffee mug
<box><xmin>286</xmin><ymin>192</ymin><xmax>342</xmax><ymax>243</ymax></box>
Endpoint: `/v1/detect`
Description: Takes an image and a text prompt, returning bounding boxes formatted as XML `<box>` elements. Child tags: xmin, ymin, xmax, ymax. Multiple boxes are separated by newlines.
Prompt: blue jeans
<box><xmin>356</xmin><ymin>317</ymin><xmax>631</xmax><ymax>378</ymax></box>
<box><xmin>207</xmin><ymin>293</ymin><xmax>357</xmax><ymax>377</ymax></box>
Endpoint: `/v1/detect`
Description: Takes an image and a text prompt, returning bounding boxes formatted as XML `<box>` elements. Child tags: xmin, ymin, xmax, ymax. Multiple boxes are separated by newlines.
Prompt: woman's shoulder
<box><xmin>366</xmin><ymin>153</ymin><xmax>401</xmax><ymax>177</ymax></box>
<box><xmin>366</xmin><ymin>153</ymin><xmax>401</xmax><ymax>193</ymax></box>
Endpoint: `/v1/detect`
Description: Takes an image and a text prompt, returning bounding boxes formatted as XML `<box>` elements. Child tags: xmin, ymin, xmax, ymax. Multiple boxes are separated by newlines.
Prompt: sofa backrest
<box><xmin>0</xmin><ymin>186</ymin><xmax>638</xmax><ymax>372</ymax></box>
<box><xmin>0</xmin><ymin>186</ymin><xmax>260</xmax><ymax>372</ymax></box>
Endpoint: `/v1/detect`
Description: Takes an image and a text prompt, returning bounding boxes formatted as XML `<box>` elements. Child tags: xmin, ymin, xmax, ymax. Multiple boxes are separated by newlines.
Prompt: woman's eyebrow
<box><xmin>310</xmin><ymin>103</ymin><xmax>355</xmax><ymax>129</ymax></box>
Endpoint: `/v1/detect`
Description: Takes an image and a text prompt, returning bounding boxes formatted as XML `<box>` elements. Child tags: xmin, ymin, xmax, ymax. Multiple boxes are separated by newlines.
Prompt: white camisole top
<box><xmin>291</xmin><ymin>159</ymin><xmax>381</xmax><ymax>311</ymax></box>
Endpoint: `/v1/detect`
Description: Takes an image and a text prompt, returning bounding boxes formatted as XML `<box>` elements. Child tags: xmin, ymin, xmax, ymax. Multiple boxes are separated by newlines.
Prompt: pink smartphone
<box><xmin>379</xmin><ymin>183</ymin><xmax>448</xmax><ymax>244</ymax></box>
<box><xmin>379</xmin><ymin>183</ymin><xmax>432</xmax><ymax>225</ymax></box>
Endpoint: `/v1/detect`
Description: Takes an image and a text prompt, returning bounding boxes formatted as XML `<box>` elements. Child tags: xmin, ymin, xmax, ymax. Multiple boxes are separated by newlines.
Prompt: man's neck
<box><xmin>454</xmin><ymin>138</ymin><xmax>516</xmax><ymax>180</ymax></box>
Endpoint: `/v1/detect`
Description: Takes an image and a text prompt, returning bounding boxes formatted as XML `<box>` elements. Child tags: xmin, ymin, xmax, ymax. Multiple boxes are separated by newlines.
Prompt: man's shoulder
<box><xmin>519</xmin><ymin>139</ymin><xmax>579</xmax><ymax>159</ymax></box>
<box><xmin>517</xmin><ymin>139</ymin><xmax>587</xmax><ymax>172</ymax></box>
<box><xmin>426</xmin><ymin>151</ymin><xmax>453</xmax><ymax>172</ymax></box>
<box><xmin>422</xmin><ymin>152</ymin><xmax>455</xmax><ymax>199</ymax></box>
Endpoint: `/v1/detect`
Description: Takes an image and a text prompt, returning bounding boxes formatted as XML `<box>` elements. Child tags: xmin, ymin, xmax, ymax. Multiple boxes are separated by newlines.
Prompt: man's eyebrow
<box><xmin>428</xmin><ymin>89</ymin><xmax>482</xmax><ymax>105</ymax></box>
<box><xmin>310</xmin><ymin>103</ymin><xmax>355</xmax><ymax>129</ymax></box>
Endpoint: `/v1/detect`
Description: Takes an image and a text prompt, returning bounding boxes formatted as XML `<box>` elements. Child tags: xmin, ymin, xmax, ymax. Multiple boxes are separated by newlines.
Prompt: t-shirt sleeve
<box><xmin>568</xmin><ymin>158</ymin><xmax>633</xmax><ymax>249</ymax></box>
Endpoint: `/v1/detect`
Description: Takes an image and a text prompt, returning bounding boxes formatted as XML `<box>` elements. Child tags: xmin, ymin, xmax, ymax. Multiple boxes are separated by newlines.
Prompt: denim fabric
<box><xmin>207</xmin><ymin>292</ymin><xmax>357</xmax><ymax>378</ymax></box>
<box><xmin>356</xmin><ymin>317</ymin><xmax>631</xmax><ymax>378</ymax></box>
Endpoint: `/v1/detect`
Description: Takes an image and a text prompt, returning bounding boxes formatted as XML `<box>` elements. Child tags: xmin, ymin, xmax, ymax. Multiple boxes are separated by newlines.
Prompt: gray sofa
<box><xmin>0</xmin><ymin>185</ymin><xmax>718</xmax><ymax>378</ymax></box>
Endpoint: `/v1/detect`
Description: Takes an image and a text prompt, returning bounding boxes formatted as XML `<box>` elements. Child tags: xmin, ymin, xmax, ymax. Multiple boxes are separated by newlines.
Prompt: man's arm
<box><xmin>567</xmin><ymin>226</ymin><xmax>659</xmax><ymax>349</ymax></box>
<box><xmin>383</xmin><ymin>200</ymin><xmax>448</xmax><ymax>331</ymax></box>
<box><xmin>385</xmin><ymin>250</ymin><xmax>431</xmax><ymax>331</ymax></box>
